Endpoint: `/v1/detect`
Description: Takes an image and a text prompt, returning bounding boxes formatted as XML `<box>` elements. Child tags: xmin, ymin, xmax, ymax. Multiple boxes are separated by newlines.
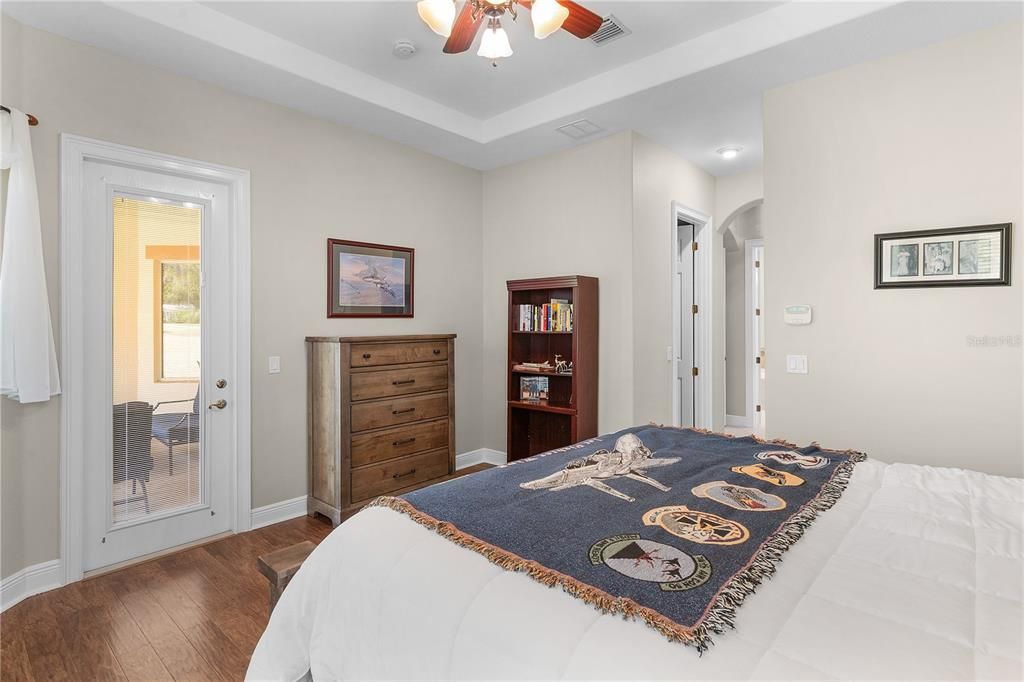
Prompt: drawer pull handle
<box><xmin>392</xmin><ymin>379</ymin><xmax>416</xmax><ymax>385</ymax></box>
<box><xmin>393</xmin><ymin>437</ymin><xmax>417</xmax><ymax>447</ymax></box>
<box><xmin>362</xmin><ymin>353</ymin><xmax>372</xmax><ymax>359</ymax></box>
<box><xmin>433</xmin><ymin>349</ymin><xmax>441</xmax><ymax>355</ymax></box>
<box><xmin>393</xmin><ymin>468</ymin><xmax>417</xmax><ymax>480</ymax></box>
<box><xmin>392</xmin><ymin>407</ymin><xmax>416</xmax><ymax>415</ymax></box>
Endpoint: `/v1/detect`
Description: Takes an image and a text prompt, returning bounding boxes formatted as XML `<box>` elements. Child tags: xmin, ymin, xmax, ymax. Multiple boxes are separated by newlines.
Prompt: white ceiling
<box><xmin>202</xmin><ymin>1</ymin><xmax>781</xmax><ymax>118</ymax></box>
<box><xmin>4</xmin><ymin>1</ymin><xmax>1022</xmax><ymax>175</ymax></box>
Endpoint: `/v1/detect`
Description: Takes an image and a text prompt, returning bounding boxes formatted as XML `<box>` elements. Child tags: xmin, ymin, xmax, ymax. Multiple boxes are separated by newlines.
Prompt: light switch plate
<box><xmin>786</xmin><ymin>354</ymin><xmax>808</xmax><ymax>374</ymax></box>
<box><xmin>268</xmin><ymin>356</ymin><xmax>281</xmax><ymax>374</ymax></box>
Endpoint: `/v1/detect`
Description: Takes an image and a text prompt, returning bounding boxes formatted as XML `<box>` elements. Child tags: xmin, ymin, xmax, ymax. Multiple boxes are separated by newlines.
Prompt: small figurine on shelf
<box><xmin>555</xmin><ymin>354</ymin><xmax>573</xmax><ymax>375</ymax></box>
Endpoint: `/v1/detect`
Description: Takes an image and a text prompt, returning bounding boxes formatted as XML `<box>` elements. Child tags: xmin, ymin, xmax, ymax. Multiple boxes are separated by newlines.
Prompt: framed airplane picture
<box><xmin>874</xmin><ymin>223</ymin><xmax>1011</xmax><ymax>289</ymax></box>
<box><xmin>327</xmin><ymin>238</ymin><xmax>414</xmax><ymax>317</ymax></box>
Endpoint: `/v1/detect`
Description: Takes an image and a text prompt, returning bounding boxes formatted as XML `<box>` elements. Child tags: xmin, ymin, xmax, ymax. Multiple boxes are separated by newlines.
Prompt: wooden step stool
<box><xmin>257</xmin><ymin>540</ymin><xmax>316</xmax><ymax>612</ymax></box>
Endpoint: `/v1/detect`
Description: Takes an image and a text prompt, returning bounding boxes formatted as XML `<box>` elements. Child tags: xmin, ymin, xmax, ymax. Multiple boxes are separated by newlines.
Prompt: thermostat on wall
<box><xmin>784</xmin><ymin>305</ymin><xmax>812</xmax><ymax>325</ymax></box>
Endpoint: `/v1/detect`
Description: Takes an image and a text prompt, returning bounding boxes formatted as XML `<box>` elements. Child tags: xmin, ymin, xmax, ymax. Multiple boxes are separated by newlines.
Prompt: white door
<box><xmin>81</xmin><ymin>160</ymin><xmax>233</xmax><ymax>571</ymax></box>
<box><xmin>751</xmin><ymin>243</ymin><xmax>766</xmax><ymax>432</ymax></box>
<box><xmin>676</xmin><ymin>224</ymin><xmax>695</xmax><ymax>426</ymax></box>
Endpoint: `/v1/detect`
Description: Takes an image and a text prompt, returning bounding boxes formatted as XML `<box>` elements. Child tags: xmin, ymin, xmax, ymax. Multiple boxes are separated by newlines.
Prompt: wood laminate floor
<box><xmin>1</xmin><ymin>463</ymin><xmax>492</xmax><ymax>681</ymax></box>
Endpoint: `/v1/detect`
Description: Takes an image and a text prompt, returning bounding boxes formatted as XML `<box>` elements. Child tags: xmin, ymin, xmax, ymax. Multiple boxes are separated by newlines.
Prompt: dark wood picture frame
<box><xmin>327</xmin><ymin>238</ymin><xmax>414</xmax><ymax>317</ymax></box>
<box><xmin>874</xmin><ymin>223</ymin><xmax>1011</xmax><ymax>289</ymax></box>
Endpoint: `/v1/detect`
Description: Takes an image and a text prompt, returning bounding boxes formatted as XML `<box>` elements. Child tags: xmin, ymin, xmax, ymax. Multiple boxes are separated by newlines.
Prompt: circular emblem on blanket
<box><xmin>691</xmin><ymin>481</ymin><xmax>787</xmax><ymax>511</ymax></box>
<box><xmin>755</xmin><ymin>450</ymin><xmax>829</xmax><ymax>469</ymax></box>
<box><xmin>643</xmin><ymin>506</ymin><xmax>750</xmax><ymax>545</ymax></box>
<box><xmin>730</xmin><ymin>463</ymin><xmax>805</xmax><ymax>487</ymax></box>
<box><xmin>589</xmin><ymin>534</ymin><xmax>712</xmax><ymax>592</ymax></box>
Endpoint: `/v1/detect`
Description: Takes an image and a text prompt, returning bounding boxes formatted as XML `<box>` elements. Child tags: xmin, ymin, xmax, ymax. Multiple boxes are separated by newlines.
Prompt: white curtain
<box><xmin>0</xmin><ymin>107</ymin><xmax>60</xmax><ymax>403</ymax></box>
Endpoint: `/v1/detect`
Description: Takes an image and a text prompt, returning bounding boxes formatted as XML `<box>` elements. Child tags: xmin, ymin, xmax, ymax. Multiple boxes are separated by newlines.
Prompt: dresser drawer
<box><xmin>350</xmin><ymin>392</ymin><xmax>448</xmax><ymax>432</ymax></box>
<box><xmin>351</xmin><ymin>448</ymin><xmax>450</xmax><ymax>502</ymax></box>
<box><xmin>351</xmin><ymin>341</ymin><xmax>448</xmax><ymax>368</ymax></box>
<box><xmin>350</xmin><ymin>365</ymin><xmax>448</xmax><ymax>402</ymax></box>
<box><xmin>351</xmin><ymin>420</ymin><xmax>449</xmax><ymax>467</ymax></box>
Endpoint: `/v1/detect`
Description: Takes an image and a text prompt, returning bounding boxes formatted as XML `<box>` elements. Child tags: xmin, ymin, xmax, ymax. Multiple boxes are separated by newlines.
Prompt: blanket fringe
<box><xmin>365</xmin><ymin>495</ymin><xmax>714</xmax><ymax>652</ymax></box>
<box><xmin>368</xmin><ymin>435</ymin><xmax>866</xmax><ymax>654</ymax></box>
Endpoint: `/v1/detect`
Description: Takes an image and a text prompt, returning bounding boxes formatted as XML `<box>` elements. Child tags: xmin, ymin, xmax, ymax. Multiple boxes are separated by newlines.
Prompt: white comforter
<box><xmin>248</xmin><ymin>460</ymin><xmax>1023</xmax><ymax>681</ymax></box>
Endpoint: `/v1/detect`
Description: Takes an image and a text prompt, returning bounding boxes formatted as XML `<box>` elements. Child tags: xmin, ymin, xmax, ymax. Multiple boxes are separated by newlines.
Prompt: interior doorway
<box><xmin>671</xmin><ymin>203</ymin><xmax>713</xmax><ymax>430</ymax></box>
<box><xmin>676</xmin><ymin>221</ymin><xmax>695</xmax><ymax>426</ymax></box>
<box><xmin>748</xmin><ymin>240</ymin><xmax>765</xmax><ymax>432</ymax></box>
<box><xmin>60</xmin><ymin>136</ymin><xmax>251</xmax><ymax>582</ymax></box>
<box><xmin>723</xmin><ymin>202</ymin><xmax>764</xmax><ymax>437</ymax></box>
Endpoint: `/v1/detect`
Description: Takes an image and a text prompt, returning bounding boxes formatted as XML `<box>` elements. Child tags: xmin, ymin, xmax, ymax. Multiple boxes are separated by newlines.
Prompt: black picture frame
<box><xmin>874</xmin><ymin>223</ymin><xmax>1011</xmax><ymax>289</ymax></box>
<box><xmin>327</xmin><ymin>238</ymin><xmax>414</xmax><ymax>317</ymax></box>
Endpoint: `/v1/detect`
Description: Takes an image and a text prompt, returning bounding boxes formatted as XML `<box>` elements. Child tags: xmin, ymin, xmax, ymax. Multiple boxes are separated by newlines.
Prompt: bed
<box><xmin>248</xmin><ymin>427</ymin><xmax>1023</xmax><ymax>681</ymax></box>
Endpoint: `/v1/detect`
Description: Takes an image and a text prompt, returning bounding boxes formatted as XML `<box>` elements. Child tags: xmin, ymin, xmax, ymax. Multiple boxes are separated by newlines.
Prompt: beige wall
<box><xmin>1</xmin><ymin>18</ymin><xmax>485</xmax><ymax>579</ymax></box>
<box><xmin>479</xmin><ymin>132</ymin><xmax>716</xmax><ymax>450</ymax></box>
<box><xmin>480</xmin><ymin>132</ymin><xmax>635</xmax><ymax>450</ymax></box>
<box><xmin>763</xmin><ymin>22</ymin><xmax>1023</xmax><ymax>476</ymax></box>
<box><xmin>715</xmin><ymin>169</ymin><xmax>764</xmax><ymax>232</ymax></box>
<box><xmin>631</xmin><ymin>134</ymin><xmax>717</xmax><ymax>427</ymax></box>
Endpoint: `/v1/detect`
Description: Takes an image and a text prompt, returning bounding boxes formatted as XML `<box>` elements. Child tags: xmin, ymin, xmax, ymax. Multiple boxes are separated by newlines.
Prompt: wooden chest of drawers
<box><xmin>306</xmin><ymin>334</ymin><xmax>456</xmax><ymax>525</ymax></box>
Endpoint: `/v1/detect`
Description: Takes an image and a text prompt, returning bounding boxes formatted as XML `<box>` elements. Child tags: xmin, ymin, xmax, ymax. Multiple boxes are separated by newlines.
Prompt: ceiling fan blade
<box><xmin>559</xmin><ymin>2</ymin><xmax>603</xmax><ymax>39</ymax></box>
<box><xmin>443</xmin><ymin>2</ymin><xmax>484</xmax><ymax>54</ymax></box>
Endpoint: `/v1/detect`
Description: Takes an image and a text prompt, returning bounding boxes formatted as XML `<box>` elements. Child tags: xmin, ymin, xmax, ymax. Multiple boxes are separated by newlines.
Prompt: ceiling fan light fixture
<box><xmin>531</xmin><ymin>0</ymin><xmax>570</xmax><ymax>39</ymax></box>
<box><xmin>417</xmin><ymin>0</ymin><xmax>456</xmax><ymax>38</ymax></box>
<box><xmin>478</xmin><ymin>19</ymin><xmax>513</xmax><ymax>59</ymax></box>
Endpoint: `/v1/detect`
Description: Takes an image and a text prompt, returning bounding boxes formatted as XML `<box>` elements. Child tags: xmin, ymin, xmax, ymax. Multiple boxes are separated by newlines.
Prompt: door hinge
<box><xmin>691</xmin><ymin>304</ymin><xmax>698</xmax><ymax>315</ymax></box>
<box><xmin>755</xmin><ymin>308</ymin><xmax>761</xmax><ymax>316</ymax></box>
<box><xmin>755</xmin><ymin>260</ymin><xmax>760</xmax><ymax>268</ymax></box>
<box><xmin>691</xmin><ymin>241</ymin><xmax>699</xmax><ymax>252</ymax></box>
<box><xmin>755</xmin><ymin>356</ymin><xmax>761</xmax><ymax>364</ymax></box>
<box><xmin>691</xmin><ymin>367</ymin><xmax>699</xmax><ymax>377</ymax></box>
<box><xmin>756</xmin><ymin>404</ymin><xmax>762</xmax><ymax>413</ymax></box>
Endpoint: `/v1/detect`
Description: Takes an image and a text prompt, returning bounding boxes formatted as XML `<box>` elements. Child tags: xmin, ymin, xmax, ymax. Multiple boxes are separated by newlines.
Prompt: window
<box><xmin>159</xmin><ymin>260</ymin><xmax>200</xmax><ymax>380</ymax></box>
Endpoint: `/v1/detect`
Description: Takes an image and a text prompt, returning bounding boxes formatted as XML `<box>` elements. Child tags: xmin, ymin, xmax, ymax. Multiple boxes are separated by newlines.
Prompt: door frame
<box><xmin>745</xmin><ymin>239</ymin><xmax>764</xmax><ymax>429</ymax></box>
<box><xmin>670</xmin><ymin>201</ymin><xmax>713</xmax><ymax>430</ymax></box>
<box><xmin>59</xmin><ymin>134</ymin><xmax>251</xmax><ymax>584</ymax></box>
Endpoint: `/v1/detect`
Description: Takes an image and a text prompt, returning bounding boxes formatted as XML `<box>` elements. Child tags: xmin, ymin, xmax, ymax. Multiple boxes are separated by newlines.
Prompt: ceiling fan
<box><xmin>417</xmin><ymin>0</ymin><xmax>603</xmax><ymax>61</ymax></box>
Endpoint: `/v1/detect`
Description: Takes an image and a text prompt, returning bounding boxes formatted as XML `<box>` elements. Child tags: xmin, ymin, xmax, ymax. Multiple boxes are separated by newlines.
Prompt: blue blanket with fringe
<box><xmin>370</xmin><ymin>425</ymin><xmax>865</xmax><ymax>652</ymax></box>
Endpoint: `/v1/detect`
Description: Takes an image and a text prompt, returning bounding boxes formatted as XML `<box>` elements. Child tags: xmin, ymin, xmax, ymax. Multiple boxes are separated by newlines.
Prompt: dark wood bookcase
<box><xmin>506</xmin><ymin>276</ymin><xmax>598</xmax><ymax>461</ymax></box>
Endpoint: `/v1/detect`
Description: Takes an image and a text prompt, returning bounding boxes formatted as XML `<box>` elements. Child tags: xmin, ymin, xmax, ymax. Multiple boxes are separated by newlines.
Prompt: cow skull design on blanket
<box><xmin>520</xmin><ymin>433</ymin><xmax>680</xmax><ymax>502</ymax></box>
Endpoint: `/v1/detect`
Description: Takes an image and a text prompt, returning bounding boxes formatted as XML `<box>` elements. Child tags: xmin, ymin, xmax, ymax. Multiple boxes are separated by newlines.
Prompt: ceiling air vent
<box><xmin>555</xmin><ymin>119</ymin><xmax>605</xmax><ymax>140</ymax></box>
<box><xmin>590</xmin><ymin>15</ymin><xmax>630</xmax><ymax>46</ymax></box>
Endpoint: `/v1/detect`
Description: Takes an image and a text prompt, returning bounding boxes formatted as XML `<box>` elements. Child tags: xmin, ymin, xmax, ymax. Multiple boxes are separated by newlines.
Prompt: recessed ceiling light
<box><xmin>716</xmin><ymin>146</ymin><xmax>743</xmax><ymax>160</ymax></box>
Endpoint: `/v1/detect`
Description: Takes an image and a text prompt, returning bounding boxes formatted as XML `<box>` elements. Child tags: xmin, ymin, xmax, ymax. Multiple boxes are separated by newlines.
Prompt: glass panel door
<box><xmin>111</xmin><ymin>195</ymin><xmax>203</xmax><ymax>524</ymax></box>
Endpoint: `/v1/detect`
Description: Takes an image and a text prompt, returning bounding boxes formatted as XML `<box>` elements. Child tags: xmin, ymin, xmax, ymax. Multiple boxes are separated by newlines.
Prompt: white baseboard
<box><xmin>726</xmin><ymin>414</ymin><xmax>752</xmax><ymax>428</ymax></box>
<box><xmin>247</xmin><ymin>448</ymin><xmax>508</xmax><ymax>529</ymax></box>
<box><xmin>3</xmin><ymin>450</ymin><xmax>510</xmax><ymax>612</ymax></box>
<box><xmin>1</xmin><ymin>559</ymin><xmax>63</xmax><ymax>612</ymax></box>
<box><xmin>250</xmin><ymin>495</ymin><xmax>308</xmax><ymax>530</ymax></box>
<box><xmin>456</xmin><ymin>448</ymin><xmax>507</xmax><ymax>469</ymax></box>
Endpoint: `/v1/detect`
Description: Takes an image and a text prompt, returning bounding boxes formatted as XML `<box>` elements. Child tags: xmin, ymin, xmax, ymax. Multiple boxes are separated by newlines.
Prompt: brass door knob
<box><xmin>208</xmin><ymin>399</ymin><xmax>227</xmax><ymax>410</ymax></box>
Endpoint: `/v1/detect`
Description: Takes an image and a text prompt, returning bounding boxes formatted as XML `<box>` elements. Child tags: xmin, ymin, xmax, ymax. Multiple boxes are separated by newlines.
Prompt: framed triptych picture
<box><xmin>874</xmin><ymin>223</ymin><xmax>1011</xmax><ymax>289</ymax></box>
<box><xmin>328</xmin><ymin>238</ymin><xmax>414</xmax><ymax>317</ymax></box>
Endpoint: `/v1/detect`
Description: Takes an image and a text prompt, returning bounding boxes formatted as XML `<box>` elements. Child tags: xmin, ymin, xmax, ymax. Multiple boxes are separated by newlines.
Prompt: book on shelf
<box><xmin>512</xmin><ymin>361</ymin><xmax>554</xmax><ymax>373</ymax></box>
<box><xmin>514</xmin><ymin>300</ymin><xmax>573</xmax><ymax>332</ymax></box>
